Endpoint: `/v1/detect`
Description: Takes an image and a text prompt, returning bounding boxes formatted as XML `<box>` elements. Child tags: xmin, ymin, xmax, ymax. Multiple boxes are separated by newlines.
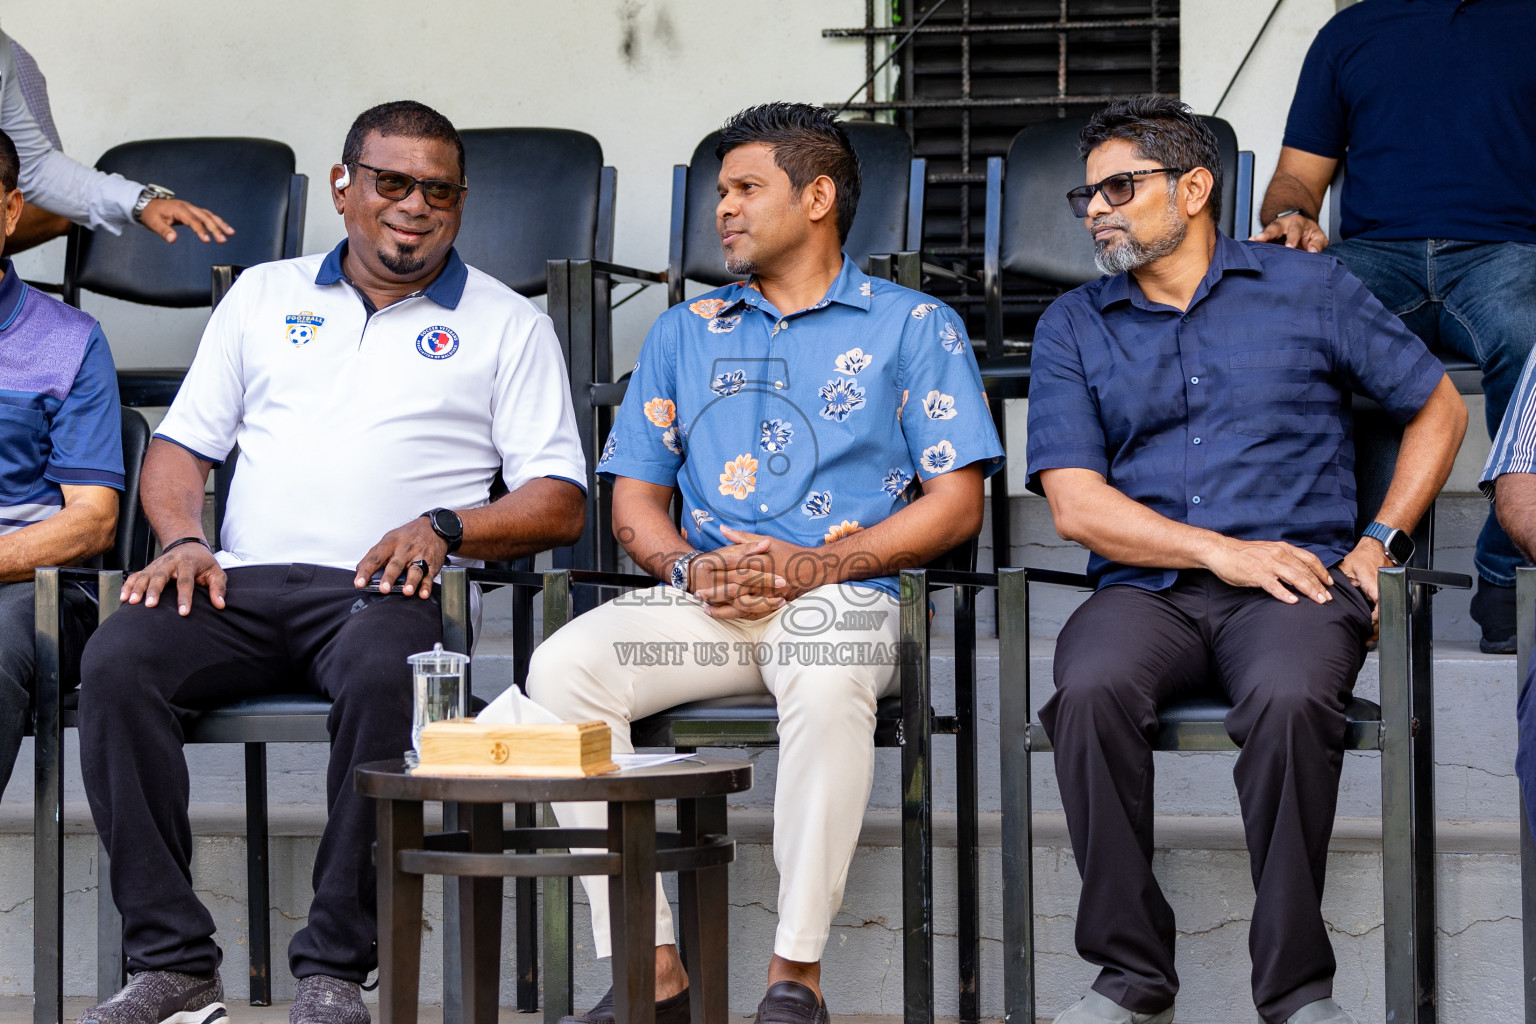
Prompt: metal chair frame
<box><xmin>995</xmin><ymin>562</ymin><xmax>1468</xmax><ymax>1024</ymax></box>
<box><xmin>1514</xmin><ymin>565</ymin><xmax>1536</xmax><ymax>1023</ymax></box>
<box><xmin>527</xmin><ymin>563</ymin><xmax>992</xmax><ymax>1024</ymax></box>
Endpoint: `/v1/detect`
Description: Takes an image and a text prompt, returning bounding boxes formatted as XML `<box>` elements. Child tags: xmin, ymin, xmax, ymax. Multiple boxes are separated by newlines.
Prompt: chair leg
<box><xmin>988</xmin><ymin>400</ymin><xmax>1011</xmax><ymax>638</ymax></box>
<box><xmin>245</xmin><ymin>743</ymin><xmax>273</xmax><ymax>1006</ymax></box>
<box><xmin>899</xmin><ymin>571</ymin><xmax>934</xmax><ymax>1024</ymax></box>
<box><xmin>33</xmin><ymin>569</ymin><xmax>64</xmax><ymax>1024</ymax></box>
<box><xmin>515</xmin><ymin>803</ymin><xmax>540</xmax><ymax>1012</ymax></box>
<box><xmin>954</xmin><ymin>586</ymin><xmax>980</xmax><ymax>1024</ymax></box>
<box><xmin>443</xmin><ymin>803</ymin><xmax>463</xmax><ymax>1024</ymax></box>
<box><xmin>997</xmin><ymin>570</ymin><xmax>1034</xmax><ymax>1024</ymax></box>
<box><xmin>542</xmin><ymin>803</ymin><xmax>574</xmax><ymax>1024</ymax></box>
<box><xmin>97</xmin><ymin>837</ymin><xmax>124</xmax><ymax>1000</ymax></box>
<box><xmin>677</xmin><ymin>796</ymin><xmax>729</xmax><ymax>1024</ymax></box>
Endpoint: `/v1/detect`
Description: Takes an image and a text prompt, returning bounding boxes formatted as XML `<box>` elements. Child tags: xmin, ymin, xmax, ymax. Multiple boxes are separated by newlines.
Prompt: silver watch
<box><xmin>669</xmin><ymin>551</ymin><xmax>701</xmax><ymax>593</ymax></box>
<box><xmin>132</xmin><ymin>183</ymin><xmax>176</xmax><ymax>224</ymax></box>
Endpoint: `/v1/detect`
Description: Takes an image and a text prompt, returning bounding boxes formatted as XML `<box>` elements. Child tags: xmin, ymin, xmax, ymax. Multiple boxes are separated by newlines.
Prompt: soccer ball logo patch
<box><xmin>416</xmin><ymin>326</ymin><xmax>459</xmax><ymax>360</ymax></box>
<box><xmin>285</xmin><ymin>311</ymin><xmax>324</xmax><ymax>346</ymax></box>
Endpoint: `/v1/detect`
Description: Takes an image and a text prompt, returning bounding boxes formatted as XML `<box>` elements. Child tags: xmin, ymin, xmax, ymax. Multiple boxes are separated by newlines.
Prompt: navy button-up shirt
<box><xmin>599</xmin><ymin>256</ymin><xmax>1004</xmax><ymax>598</ymax></box>
<box><xmin>1026</xmin><ymin>234</ymin><xmax>1443</xmax><ymax>591</ymax></box>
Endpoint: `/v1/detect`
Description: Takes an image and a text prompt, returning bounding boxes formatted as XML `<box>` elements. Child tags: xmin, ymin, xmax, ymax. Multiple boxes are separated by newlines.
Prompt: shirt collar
<box><xmin>722</xmin><ymin>254</ymin><xmax>873</xmax><ymax>316</ymax></box>
<box><xmin>0</xmin><ymin>259</ymin><xmax>27</xmax><ymax>331</ymax></box>
<box><xmin>1095</xmin><ymin>231</ymin><xmax>1263</xmax><ymax>312</ymax></box>
<box><xmin>315</xmin><ymin>240</ymin><xmax>468</xmax><ymax>310</ymax></box>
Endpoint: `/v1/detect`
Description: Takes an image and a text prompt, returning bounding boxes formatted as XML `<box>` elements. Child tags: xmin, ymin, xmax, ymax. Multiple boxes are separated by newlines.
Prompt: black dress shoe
<box><xmin>1472</xmin><ymin>577</ymin><xmax>1517</xmax><ymax>654</ymax></box>
<box><xmin>754</xmin><ymin>981</ymin><xmax>829</xmax><ymax>1024</ymax></box>
<box><xmin>558</xmin><ymin>985</ymin><xmax>691</xmax><ymax>1024</ymax></box>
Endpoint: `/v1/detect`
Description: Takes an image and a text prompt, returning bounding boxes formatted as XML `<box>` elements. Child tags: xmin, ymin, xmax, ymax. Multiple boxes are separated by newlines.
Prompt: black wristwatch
<box><xmin>422</xmin><ymin>507</ymin><xmax>464</xmax><ymax>555</ymax></box>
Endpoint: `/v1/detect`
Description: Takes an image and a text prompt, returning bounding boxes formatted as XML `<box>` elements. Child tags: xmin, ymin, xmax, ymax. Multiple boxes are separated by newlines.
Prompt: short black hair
<box><xmin>0</xmin><ymin>130</ymin><xmax>18</xmax><ymax>192</ymax></box>
<box><xmin>342</xmin><ymin>100</ymin><xmax>464</xmax><ymax>183</ymax></box>
<box><xmin>716</xmin><ymin>103</ymin><xmax>861</xmax><ymax>244</ymax></box>
<box><xmin>1078</xmin><ymin>97</ymin><xmax>1223</xmax><ymax>225</ymax></box>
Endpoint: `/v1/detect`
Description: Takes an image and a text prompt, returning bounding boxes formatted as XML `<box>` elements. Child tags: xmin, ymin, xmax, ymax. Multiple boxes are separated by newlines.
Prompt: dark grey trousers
<box><xmin>1041</xmin><ymin>569</ymin><xmax>1372</xmax><ymax>1024</ymax></box>
<box><xmin>0</xmin><ymin>579</ymin><xmax>91</xmax><ymax>797</ymax></box>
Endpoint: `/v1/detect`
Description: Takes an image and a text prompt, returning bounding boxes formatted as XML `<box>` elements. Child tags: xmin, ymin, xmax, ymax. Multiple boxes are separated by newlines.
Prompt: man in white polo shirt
<box><xmin>75</xmin><ymin>100</ymin><xmax>586</xmax><ymax>1024</ymax></box>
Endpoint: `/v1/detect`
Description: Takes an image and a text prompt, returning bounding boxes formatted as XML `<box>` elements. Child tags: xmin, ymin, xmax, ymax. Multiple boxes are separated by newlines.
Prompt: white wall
<box><xmin>1</xmin><ymin>0</ymin><xmax>867</xmax><ymax>370</ymax></box>
<box><xmin>1179</xmin><ymin>0</ymin><xmax>1337</xmax><ymax>238</ymax></box>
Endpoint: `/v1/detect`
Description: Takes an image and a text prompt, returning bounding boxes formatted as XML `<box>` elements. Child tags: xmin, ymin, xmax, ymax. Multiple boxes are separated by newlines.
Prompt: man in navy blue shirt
<box><xmin>1252</xmin><ymin>0</ymin><xmax>1536</xmax><ymax>651</ymax></box>
<box><xmin>1029</xmin><ymin>99</ymin><xmax>1466</xmax><ymax>1024</ymax></box>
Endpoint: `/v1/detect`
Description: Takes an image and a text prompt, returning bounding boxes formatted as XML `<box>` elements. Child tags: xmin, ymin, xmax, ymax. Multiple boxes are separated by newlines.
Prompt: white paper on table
<box><xmin>475</xmin><ymin>686</ymin><xmax>565</xmax><ymax>725</ymax></box>
<box><xmin>612</xmin><ymin>753</ymin><xmax>695</xmax><ymax>770</ymax></box>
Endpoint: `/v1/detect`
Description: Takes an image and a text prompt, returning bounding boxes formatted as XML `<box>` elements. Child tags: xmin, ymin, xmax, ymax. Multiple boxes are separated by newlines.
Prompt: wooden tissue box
<box><xmin>414</xmin><ymin>719</ymin><xmax>619</xmax><ymax>777</ymax></box>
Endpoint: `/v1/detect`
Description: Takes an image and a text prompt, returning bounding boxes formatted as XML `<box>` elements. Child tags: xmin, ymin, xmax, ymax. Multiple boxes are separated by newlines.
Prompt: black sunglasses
<box><xmin>351</xmin><ymin>162</ymin><xmax>468</xmax><ymax>210</ymax></box>
<box><xmin>1066</xmin><ymin>168</ymin><xmax>1185</xmax><ymax>218</ymax></box>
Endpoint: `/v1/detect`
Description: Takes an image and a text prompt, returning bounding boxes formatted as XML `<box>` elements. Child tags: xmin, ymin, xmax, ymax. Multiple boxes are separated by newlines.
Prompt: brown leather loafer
<box><xmin>753</xmin><ymin>981</ymin><xmax>829</xmax><ymax>1024</ymax></box>
<box><xmin>558</xmin><ymin>985</ymin><xmax>691</xmax><ymax>1024</ymax></box>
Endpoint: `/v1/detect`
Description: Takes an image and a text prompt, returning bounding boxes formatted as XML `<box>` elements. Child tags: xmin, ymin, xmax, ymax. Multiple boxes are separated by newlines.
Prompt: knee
<box><xmin>773</xmin><ymin>668</ymin><xmax>880</xmax><ymax>728</ymax></box>
<box><xmin>1229</xmin><ymin>676</ymin><xmax>1342</xmax><ymax>743</ymax></box>
<box><xmin>79</xmin><ymin>609</ymin><xmax>158</xmax><ymax>711</ymax></box>
<box><xmin>525</xmin><ymin>624</ymin><xmax>606</xmax><ymax>717</ymax></box>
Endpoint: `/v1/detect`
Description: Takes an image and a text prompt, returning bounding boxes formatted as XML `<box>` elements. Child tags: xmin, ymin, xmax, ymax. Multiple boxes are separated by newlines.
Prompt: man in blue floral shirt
<box><xmin>528</xmin><ymin>103</ymin><xmax>1002</xmax><ymax>1024</ymax></box>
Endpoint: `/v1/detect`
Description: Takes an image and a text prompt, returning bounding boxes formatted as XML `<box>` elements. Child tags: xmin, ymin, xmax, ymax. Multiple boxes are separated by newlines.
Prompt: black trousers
<box><xmin>1040</xmin><ymin>569</ymin><xmax>1372</xmax><ymax>1024</ymax></box>
<box><xmin>78</xmin><ymin>564</ymin><xmax>443</xmax><ymax>982</ymax></box>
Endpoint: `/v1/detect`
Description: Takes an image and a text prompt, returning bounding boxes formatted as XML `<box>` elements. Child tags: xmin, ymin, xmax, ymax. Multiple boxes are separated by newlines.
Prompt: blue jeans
<box><xmin>1328</xmin><ymin>238</ymin><xmax>1536</xmax><ymax>587</ymax></box>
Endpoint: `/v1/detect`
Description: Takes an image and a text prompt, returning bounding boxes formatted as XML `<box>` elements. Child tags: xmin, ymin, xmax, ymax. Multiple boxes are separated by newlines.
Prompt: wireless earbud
<box><xmin>335</xmin><ymin>166</ymin><xmax>350</xmax><ymax>190</ymax></box>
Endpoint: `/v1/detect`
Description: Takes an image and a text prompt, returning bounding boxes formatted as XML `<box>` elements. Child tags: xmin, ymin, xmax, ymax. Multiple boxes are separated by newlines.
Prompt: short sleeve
<box><xmin>491</xmin><ymin>312</ymin><xmax>588</xmax><ymax>495</ymax></box>
<box><xmin>45</xmin><ymin>325</ymin><xmax>123</xmax><ymax>489</ymax></box>
<box><xmin>597</xmin><ymin>315</ymin><xmax>684</xmax><ymax>487</ymax></box>
<box><xmin>1281</xmin><ymin>25</ymin><xmax>1348</xmax><ymax>159</ymax></box>
<box><xmin>154</xmin><ymin>277</ymin><xmax>247</xmax><ymax>464</ymax></box>
<box><xmin>896</xmin><ymin>304</ymin><xmax>1003</xmax><ymax>482</ymax></box>
<box><xmin>1481</xmin><ymin>346</ymin><xmax>1536</xmax><ymax>498</ymax></box>
<box><xmin>1024</xmin><ymin>302</ymin><xmax>1108</xmax><ymax>494</ymax></box>
<box><xmin>1331</xmin><ymin>260</ymin><xmax>1443</xmax><ymax>423</ymax></box>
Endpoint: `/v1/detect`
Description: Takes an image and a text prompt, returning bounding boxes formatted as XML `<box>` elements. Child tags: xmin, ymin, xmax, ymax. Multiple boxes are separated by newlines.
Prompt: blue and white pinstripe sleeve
<box><xmin>1481</xmin><ymin>348</ymin><xmax>1536</xmax><ymax>499</ymax></box>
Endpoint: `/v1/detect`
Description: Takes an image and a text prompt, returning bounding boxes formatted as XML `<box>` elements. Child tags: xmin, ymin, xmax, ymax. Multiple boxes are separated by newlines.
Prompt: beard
<box><xmin>724</xmin><ymin>254</ymin><xmax>759</xmax><ymax>275</ymax></box>
<box><xmin>1092</xmin><ymin>197</ymin><xmax>1187</xmax><ymax>275</ymax></box>
<box><xmin>378</xmin><ymin>244</ymin><xmax>428</xmax><ymax>276</ymax></box>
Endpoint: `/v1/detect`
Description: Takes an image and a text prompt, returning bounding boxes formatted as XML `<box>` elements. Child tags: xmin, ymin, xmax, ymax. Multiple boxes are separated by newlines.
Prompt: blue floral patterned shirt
<box><xmin>598</xmin><ymin>255</ymin><xmax>1004</xmax><ymax>597</ymax></box>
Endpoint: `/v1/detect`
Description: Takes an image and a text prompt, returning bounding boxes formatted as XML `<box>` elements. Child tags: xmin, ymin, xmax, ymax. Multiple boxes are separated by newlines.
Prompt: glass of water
<box><xmin>406</xmin><ymin>642</ymin><xmax>471</xmax><ymax>768</ymax></box>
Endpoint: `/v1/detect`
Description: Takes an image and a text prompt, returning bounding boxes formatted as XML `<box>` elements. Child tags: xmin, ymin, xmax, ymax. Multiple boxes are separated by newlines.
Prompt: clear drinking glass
<box><xmin>406</xmin><ymin>642</ymin><xmax>471</xmax><ymax>768</ymax></box>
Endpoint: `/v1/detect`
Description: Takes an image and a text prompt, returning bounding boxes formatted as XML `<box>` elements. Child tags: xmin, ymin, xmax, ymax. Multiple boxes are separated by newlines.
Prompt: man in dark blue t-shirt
<box><xmin>1252</xmin><ymin>0</ymin><xmax>1536</xmax><ymax>652</ymax></box>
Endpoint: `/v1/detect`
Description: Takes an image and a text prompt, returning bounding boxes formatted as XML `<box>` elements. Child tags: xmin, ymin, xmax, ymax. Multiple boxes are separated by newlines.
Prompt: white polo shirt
<box><xmin>156</xmin><ymin>242</ymin><xmax>587</xmax><ymax>570</ymax></box>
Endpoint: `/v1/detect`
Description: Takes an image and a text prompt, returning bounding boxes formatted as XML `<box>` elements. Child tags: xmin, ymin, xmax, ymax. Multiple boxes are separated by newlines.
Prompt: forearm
<box><xmin>0</xmin><ymin>502</ymin><xmax>115</xmax><ymax>582</ymax></box>
<box><xmin>612</xmin><ymin>491</ymin><xmax>690</xmax><ymax>580</ymax></box>
<box><xmin>1496</xmin><ymin>474</ymin><xmax>1536</xmax><ymax>563</ymax></box>
<box><xmin>1259</xmin><ymin>170</ymin><xmax>1324</xmax><ymax>225</ymax></box>
<box><xmin>1041</xmin><ymin>469</ymin><xmax>1229</xmax><ymax>570</ymax></box>
<box><xmin>140</xmin><ymin>439</ymin><xmax>214</xmax><ymax>545</ymax></box>
<box><xmin>457</xmin><ymin>478</ymin><xmax>586</xmax><ymax>561</ymax></box>
<box><xmin>1372</xmin><ymin>377</ymin><xmax>1467</xmax><ymax>533</ymax></box>
<box><xmin>805</xmin><ymin>467</ymin><xmax>985</xmax><ymax>587</ymax></box>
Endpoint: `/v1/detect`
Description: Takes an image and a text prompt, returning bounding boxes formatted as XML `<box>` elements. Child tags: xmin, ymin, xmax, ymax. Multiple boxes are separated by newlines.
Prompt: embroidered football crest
<box><xmin>285</xmin><ymin>311</ymin><xmax>324</xmax><ymax>346</ymax></box>
<box><xmin>416</xmin><ymin>326</ymin><xmax>459</xmax><ymax>360</ymax></box>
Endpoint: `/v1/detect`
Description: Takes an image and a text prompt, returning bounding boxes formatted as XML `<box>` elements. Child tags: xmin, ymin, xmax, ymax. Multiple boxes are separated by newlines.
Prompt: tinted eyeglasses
<box><xmin>352</xmin><ymin>162</ymin><xmax>468</xmax><ymax>210</ymax></box>
<box><xmin>1066</xmin><ymin>168</ymin><xmax>1185</xmax><ymax>218</ymax></box>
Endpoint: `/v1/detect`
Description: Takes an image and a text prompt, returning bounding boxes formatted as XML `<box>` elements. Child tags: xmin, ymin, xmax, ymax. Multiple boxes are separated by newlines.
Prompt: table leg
<box><xmin>460</xmin><ymin>803</ymin><xmax>504</xmax><ymax>1024</ymax></box>
<box><xmin>608</xmin><ymin>800</ymin><xmax>657</xmax><ymax>1024</ymax></box>
<box><xmin>378</xmin><ymin>798</ymin><xmax>425</xmax><ymax>1024</ymax></box>
<box><xmin>677</xmin><ymin>796</ymin><xmax>728</xmax><ymax>1024</ymax></box>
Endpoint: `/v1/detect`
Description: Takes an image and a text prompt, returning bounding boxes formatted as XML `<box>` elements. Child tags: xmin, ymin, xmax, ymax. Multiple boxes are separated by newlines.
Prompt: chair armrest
<box><xmin>568</xmin><ymin>568</ymin><xmax>660</xmax><ymax>589</ymax></box>
<box><xmin>23</xmin><ymin>279</ymin><xmax>64</xmax><ymax>294</ymax></box>
<box><xmin>921</xmin><ymin>261</ymin><xmax>980</xmax><ymax>286</ymax></box>
<box><xmin>460</xmin><ymin>566</ymin><xmax>546</xmax><ymax>591</ymax></box>
<box><xmin>1400</xmin><ymin>568</ymin><xmax>1472</xmax><ymax>590</ymax></box>
<box><xmin>589</xmin><ymin>260</ymin><xmax>667</xmax><ymax>286</ymax></box>
<box><xmin>210</xmin><ymin>264</ymin><xmax>247</xmax><ymax>309</ymax></box>
<box><xmin>1024</xmin><ymin>567</ymin><xmax>1092</xmax><ymax>589</ymax></box>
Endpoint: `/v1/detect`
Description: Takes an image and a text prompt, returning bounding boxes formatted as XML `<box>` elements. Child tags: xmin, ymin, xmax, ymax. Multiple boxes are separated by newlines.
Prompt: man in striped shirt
<box><xmin>0</xmin><ymin>124</ymin><xmax>123</xmax><ymax>797</ymax></box>
<box><xmin>1480</xmin><ymin>353</ymin><xmax>1536</xmax><ymax>846</ymax></box>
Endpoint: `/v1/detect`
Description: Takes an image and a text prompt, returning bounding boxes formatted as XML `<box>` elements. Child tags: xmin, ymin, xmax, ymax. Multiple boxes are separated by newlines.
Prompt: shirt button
<box><xmin>759</xmin><ymin>503</ymin><xmax>768</xmax><ymax>512</ymax></box>
<box><xmin>777</xmin><ymin>320</ymin><xmax>788</xmax><ymax>330</ymax></box>
<box><xmin>1192</xmin><ymin>495</ymin><xmax>1202</xmax><ymax>504</ymax></box>
<box><xmin>1181</xmin><ymin>314</ymin><xmax>1191</xmax><ymax>323</ymax></box>
<box><xmin>774</xmin><ymin>381</ymin><xmax>785</xmax><ymax>389</ymax></box>
<box><xmin>1190</xmin><ymin>376</ymin><xmax>1199</xmax><ymax>384</ymax></box>
<box><xmin>1192</xmin><ymin>437</ymin><xmax>1202</xmax><ymax>445</ymax></box>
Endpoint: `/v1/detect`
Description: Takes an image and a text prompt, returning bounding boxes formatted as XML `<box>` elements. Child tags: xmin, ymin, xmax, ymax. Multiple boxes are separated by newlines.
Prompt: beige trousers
<box><xmin>525</xmin><ymin>583</ymin><xmax>902</xmax><ymax>963</ymax></box>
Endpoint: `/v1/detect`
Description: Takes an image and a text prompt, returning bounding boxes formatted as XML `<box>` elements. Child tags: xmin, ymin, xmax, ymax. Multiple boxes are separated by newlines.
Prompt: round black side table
<box><xmin>356</xmin><ymin>757</ymin><xmax>753</xmax><ymax>1024</ymax></box>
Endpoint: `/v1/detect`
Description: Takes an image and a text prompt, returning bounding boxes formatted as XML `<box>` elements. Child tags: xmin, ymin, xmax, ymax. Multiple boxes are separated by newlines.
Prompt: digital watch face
<box><xmin>1387</xmin><ymin>530</ymin><xmax>1415</xmax><ymax>566</ymax></box>
<box><xmin>431</xmin><ymin>508</ymin><xmax>463</xmax><ymax>543</ymax></box>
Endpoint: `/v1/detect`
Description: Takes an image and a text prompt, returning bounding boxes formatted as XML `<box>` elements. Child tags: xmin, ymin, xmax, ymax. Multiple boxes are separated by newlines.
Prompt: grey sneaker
<box><xmin>1053</xmin><ymin>990</ymin><xmax>1174</xmax><ymax>1024</ymax></box>
<box><xmin>76</xmin><ymin>970</ymin><xmax>226</xmax><ymax>1024</ymax></box>
<box><xmin>291</xmin><ymin>976</ymin><xmax>370</xmax><ymax>1024</ymax></box>
<box><xmin>1284</xmin><ymin>999</ymin><xmax>1358</xmax><ymax>1024</ymax></box>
